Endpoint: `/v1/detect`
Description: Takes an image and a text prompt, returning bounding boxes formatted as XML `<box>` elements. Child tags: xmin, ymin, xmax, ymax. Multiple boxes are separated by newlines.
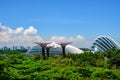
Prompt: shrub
<box><xmin>33</xmin><ymin>53</ymin><xmax>41</xmax><ymax>61</ymax></box>
<box><xmin>95</xmin><ymin>71</ymin><xmax>118</xmax><ymax>79</ymax></box>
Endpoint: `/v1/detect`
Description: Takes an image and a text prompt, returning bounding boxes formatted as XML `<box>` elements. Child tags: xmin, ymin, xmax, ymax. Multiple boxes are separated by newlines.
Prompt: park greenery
<box><xmin>0</xmin><ymin>49</ymin><xmax>120</xmax><ymax>80</ymax></box>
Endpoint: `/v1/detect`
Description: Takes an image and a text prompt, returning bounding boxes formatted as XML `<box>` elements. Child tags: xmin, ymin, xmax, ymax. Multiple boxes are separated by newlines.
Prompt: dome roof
<box><xmin>91</xmin><ymin>36</ymin><xmax>120</xmax><ymax>52</ymax></box>
<box><xmin>26</xmin><ymin>42</ymin><xmax>84</xmax><ymax>54</ymax></box>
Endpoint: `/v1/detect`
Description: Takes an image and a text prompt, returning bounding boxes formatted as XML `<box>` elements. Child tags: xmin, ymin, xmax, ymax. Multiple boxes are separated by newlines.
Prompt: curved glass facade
<box><xmin>91</xmin><ymin>36</ymin><xmax>120</xmax><ymax>52</ymax></box>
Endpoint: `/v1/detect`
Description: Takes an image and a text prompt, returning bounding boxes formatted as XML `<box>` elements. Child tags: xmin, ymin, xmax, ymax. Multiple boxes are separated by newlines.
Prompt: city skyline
<box><xmin>0</xmin><ymin>0</ymin><xmax>120</xmax><ymax>48</ymax></box>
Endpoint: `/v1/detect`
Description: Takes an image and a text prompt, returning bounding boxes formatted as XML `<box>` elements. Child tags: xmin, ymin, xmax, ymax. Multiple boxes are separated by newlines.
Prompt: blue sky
<box><xmin>0</xmin><ymin>0</ymin><xmax>120</xmax><ymax>48</ymax></box>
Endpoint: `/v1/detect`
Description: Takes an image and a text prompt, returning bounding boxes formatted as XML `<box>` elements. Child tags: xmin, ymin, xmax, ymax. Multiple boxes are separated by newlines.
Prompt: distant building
<box><xmin>91</xmin><ymin>36</ymin><xmax>120</xmax><ymax>52</ymax></box>
<box><xmin>27</xmin><ymin>46</ymin><xmax>30</xmax><ymax>50</ymax></box>
<box><xmin>20</xmin><ymin>46</ymin><xmax>25</xmax><ymax>50</ymax></box>
<box><xmin>13</xmin><ymin>46</ymin><xmax>17</xmax><ymax>50</ymax></box>
<box><xmin>2</xmin><ymin>46</ymin><xmax>10</xmax><ymax>50</ymax></box>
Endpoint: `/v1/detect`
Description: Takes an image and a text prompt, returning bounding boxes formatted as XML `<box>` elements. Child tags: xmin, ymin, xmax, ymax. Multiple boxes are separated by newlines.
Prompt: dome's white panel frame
<box><xmin>91</xmin><ymin>36</ymin><xmax>120</xmax><ymax>52</ymax></box>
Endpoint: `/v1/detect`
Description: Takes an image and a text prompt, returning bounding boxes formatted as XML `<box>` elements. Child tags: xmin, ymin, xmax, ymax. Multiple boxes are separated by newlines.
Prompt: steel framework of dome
<box><xmin>91</xmin><ymin>36</ymin><xmax>120</xmax><ymax>52</ymax></box>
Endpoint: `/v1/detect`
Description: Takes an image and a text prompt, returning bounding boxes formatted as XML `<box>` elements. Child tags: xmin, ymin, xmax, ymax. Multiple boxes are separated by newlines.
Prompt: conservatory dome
<box><xmin>91</xmin><ymin>36</ymin><xmax>120</xmax><ymax>52</ymax></box>
<box><xmin>26</xmin><ymin>42</ymin><xmax>84</xmax><ymax>54</ymax></box>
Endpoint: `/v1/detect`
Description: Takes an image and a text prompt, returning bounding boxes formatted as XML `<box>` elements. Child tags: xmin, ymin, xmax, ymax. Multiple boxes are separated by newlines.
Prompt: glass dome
<box><xmin>91</xmin><ymin>36</ymin><xmax>120</xmax><ymax>52</ymax></box>
<box><xmin>26</xmin><ymin>42</ymin><xmax>84</xmax><ymax>54</ymax></box>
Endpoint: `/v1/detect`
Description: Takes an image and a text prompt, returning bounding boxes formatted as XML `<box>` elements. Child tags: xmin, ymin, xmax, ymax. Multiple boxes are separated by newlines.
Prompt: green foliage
<box><xmin>33</xmin><ymin>53</ymin><xmax>41</xmax><ymax>61</ymax></box>
<box><xmin>0</xmin><ymin>61</ymin><xmax>5</xmax><ymax>72</ymax></box>
<box><xmin>67</xmin><ymin>52</ymin><xmax>105</xmax><ymax>67</ymax></box>
<box><xmin>106</xmin><ymin>49</ymin><xmax>120</xmax><ymax>68</ymax></box>
<box><xmin>95</xmin><ymin>70</ymin><xmax>118</xmax><ymax>79</ymax></box>
<box><xmin>0</xmin><ymin>49</ymin><xmax>120</xmax><ymax>80</ymax></box>
<box><xmin>0</xmin><ymin>50</ymin><xmax>22</xmax><ymax>54</ymax></box>
<box><xmin>109</xmin><ymin>54</ymin><xmax>120</xmax><ymax>69</ymax></box>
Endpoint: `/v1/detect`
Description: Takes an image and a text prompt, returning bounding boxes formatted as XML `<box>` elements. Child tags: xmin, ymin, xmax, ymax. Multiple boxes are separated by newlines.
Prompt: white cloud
<box><xmin>0</xmin><ymin>24</ymin><xmax>42</xmax><ymax>47</ymax></box>
<box><xmin>50</xmin><ymin>36</ymin><xmax>67</xmax><ymax>42</ymax></box>
<box><xmin>76</xmin><ymin>35</ymin><xmax>84</xmax><ymax>41</ymax></box>
<box><xmin>0</xmin><ymin>24</ymin><xmax>91</xmax><ymax>48</ymax></box>
<box><xmin>14</xmin><ymin>27</ymin><xmax>24</xmax><ymax>35</ymax></box>
<box><xmin>50</xmin><ymin>35</ymin><xmax>84</xmax><ymax>42</ymax></box>
<box><xmin>49</xmin><ymin>35</ymin><xmax>89</xmax><ymax>48</ymax></box>
<box><xmin>0</xmin><ymin>25</ymin><xmax>11</xmax><ymax>32</ymax></box>
<box><xmin>23</xmin><ymin>26</ymin><xmax>37</xmax><ymax>36</ymax></box>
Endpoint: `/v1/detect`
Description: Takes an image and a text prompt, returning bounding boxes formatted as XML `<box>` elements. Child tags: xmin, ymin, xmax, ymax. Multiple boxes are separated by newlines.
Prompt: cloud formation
<box><xmin>0</xmin><ymin>24</ymin><xmax>90</xmax><ymax>48</ymax></box>
<box><xmin>50</xmin><ymin>35</ymin><xmax>84</xmax><ymax>42</ymax></box>
<box><xmin>0</xmin><ymin>24</ymin><xmax>42</xmax><ymax>47</ymax></box>
<box><xmin>49</xmin><ymin>35</ymin><xmax>90</xmax><ymax>48</ymax></box>
<box><xmin>23</xmin><ymin>26</ymin><xmax>37</xmax><ymax>36</ymax></box>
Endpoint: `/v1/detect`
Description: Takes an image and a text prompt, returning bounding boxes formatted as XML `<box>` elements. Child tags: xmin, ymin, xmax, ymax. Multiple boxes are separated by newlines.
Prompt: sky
<box><xmin>0</xmin><ymin>0</ymin><xmax>120</xmax><ymax>48</ymax></box>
